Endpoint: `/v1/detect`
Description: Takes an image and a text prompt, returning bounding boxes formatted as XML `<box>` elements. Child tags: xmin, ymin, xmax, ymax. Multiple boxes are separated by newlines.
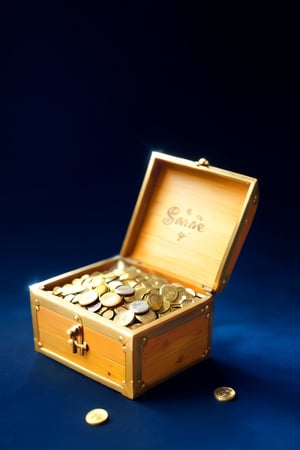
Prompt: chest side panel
<box><xmin>36</xmin><ymin>306</ymin><xmax>126</xmax><ymax>385</ymax></box>
<box><xmin>141</xmin><ymin>310</ymin><xmax>212</xmax><ymax>386</ymax></box>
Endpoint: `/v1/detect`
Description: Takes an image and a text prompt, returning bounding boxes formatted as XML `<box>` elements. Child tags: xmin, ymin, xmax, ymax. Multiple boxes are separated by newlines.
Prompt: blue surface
<box><xmin>0</xmin><ymin>2</ymin><xmax>299</xmax><ymax>450</ymax></box>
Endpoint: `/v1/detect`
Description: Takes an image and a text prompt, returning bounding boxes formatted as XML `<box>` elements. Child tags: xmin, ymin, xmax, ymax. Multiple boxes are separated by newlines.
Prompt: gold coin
<box><xmin>114</xmin><ymin>305</ymin><xmax>128</xmax><ymax>314</ymax></box>
<box><xmin>52</xmin><ymin>286</ymin><xmax>63</xmax><ymax>296</ymax></box>
<box><xmin>100</xmin><ymin>291</ymin><xmax>122</xmax><ymax>307</ymax></box>
<box><xmin>214</xmin><ymin>386</ymin><xmax>236</xmax><ymax>402</ymax></box>
<box><xmin>160</xmin><ymin>284</ymin><xmax>178</xmax><ymax>302</ymax></box>
<box><xmin>91</xmin><ymin>274</ymin><xmax>104</xmax><ymax>288</ymax></box>
<box><xmin>64</xmin><ymin>294</ymin><xmax>75</xmax><ymax>303</ymax></box>
<box><xmin>146</xmin><ymin>292</ymin><xmax>163</xmax><ymax>311</ymax></box>
<box><xmin>94</xmin><ymin>283</ymin><xmax>109</xmax><ymax>296</ymax></box>
<box><xmin>158</xmin><ymin>299</ymin><xmax>171</xmax><ymax>313</ymax></box>
<box><xmin>130</xmin><ymin>322</ymin><xmax>143</xmax><ymax>329</ymax></box>
<box><xmin>158</xmin><ymin>307</ymin><xmax>173</xmax><ymax>317</ymax></box>
<box><xmin>119</xmin><ymin>266</ymin><xmax>139</xmax><ymax>280</ymax></box>
<box><xmin>81</xmin><ymin>277</ymin><xmax>94</xmax><ymax>288</ymax></box>
<box><xmin>107</xmin><ymin>280</ymin><xmax>123</xmax><ymax>290</ymax></box>
<box><xmin>62</xmin><ymin>284</ymin><xmax>86</xmax><ymax>296</ymax></box>
<box><xmin>60</xmin><ymin>284</ymin><xmax>80</xmax><ymax>296</ymax></box>
<box><xmin>122</xmin><ymin>279</ymin><xmax>138</xmax><ymax>288</ymax></box>
<box><xmin>103</xmin><ymin>272</ymin><xmax>118</xmax><ymax>283</ymax></box>
<box><xmin>136</xmin><ymin>308</ymin><xmax>157</xmax><ymax>324</ymax></box>
<box><xmin>78</xmin><ymin>290</ymin><xmax>99</xmax><ymax>306</ymax></box>
<box><xmin>101</xmin><ymin>309</ymin><xmax>115</xmax><ymax>320</ymax></box>
<box><xmin>85</xmin><ymin>408</ymin><xmax>109</xmax><ymax>426</ymax></box>
<box><xmin>114</xmin><ymin>309</ymin><xmax>135</xmax><ymax>327</ymax></box>
<box><xmin>132</xmin><ymin>286</ymin><xmax>149</xmax><ymax>301</ymax></box>
<box><xmin>98</xmin><ymin>306</ymin><xmax>108</xmax><ymax>315</ymax></box>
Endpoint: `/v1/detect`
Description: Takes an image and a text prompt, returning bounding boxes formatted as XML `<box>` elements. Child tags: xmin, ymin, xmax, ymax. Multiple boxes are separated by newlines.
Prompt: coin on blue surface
<box><xmin>85</xmin><ymin>408</ymin><xmax>109</xmax><ymax>425</ymax></box>
<box><xmin>214</xmin><ymin>387</ymin><xmax>236</xmax><ymax>402</ymax></box>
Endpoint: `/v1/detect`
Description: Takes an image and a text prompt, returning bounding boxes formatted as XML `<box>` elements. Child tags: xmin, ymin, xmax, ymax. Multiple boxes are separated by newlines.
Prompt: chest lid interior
<box><xmin>120</xmin><ymin>152</ymin><xmax>259</xmax><ymax>293</ymax></box>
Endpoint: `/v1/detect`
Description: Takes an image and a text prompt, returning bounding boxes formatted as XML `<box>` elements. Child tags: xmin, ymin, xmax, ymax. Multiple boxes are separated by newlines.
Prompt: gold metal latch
<box><xmin>67</xmin><ymin>323</ymin><xmax>89</xmax><ymax>355</ymax></box>
<box><xmin>196</xmin><ymin>157</ymin><xmax>210</xmax><ymax>167</ymax></box>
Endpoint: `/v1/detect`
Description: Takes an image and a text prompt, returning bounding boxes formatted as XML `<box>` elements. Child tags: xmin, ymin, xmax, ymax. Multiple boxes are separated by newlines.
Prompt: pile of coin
<box><xmin>46</xmin><ymin>261</ymin><xmax>206</xmax><ymax>329</ymax></box>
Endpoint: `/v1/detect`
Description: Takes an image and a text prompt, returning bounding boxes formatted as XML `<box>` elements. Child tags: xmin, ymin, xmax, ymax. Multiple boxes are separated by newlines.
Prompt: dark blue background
<box><xmin>0</xmin><ymin>2</ymin><xmax>299</xmax><ymax>449</ymax></box>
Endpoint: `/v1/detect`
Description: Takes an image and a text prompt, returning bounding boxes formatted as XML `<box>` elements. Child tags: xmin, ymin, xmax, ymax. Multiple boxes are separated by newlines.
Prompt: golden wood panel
<box><xmin>141</xmin><ymin>314</ymin><xmax>210</xmax><ymax>385</ymax></box>
<box><xmin>37</xmin><ymin>306</ymin><xmax>126</xmax><ymax>385</ymax></box>
<box><xmin>121</xmin><ymin>152</ymin><xmax>258</xmax><ymax>292</ymax></box>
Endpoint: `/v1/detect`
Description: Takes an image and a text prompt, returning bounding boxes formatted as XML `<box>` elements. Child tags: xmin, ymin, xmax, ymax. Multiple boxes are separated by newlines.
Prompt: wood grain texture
<box><xmin>141</xmin><ymin>313</ymin><xmax>210</xmax><ymax>385</ymax></box>
<box><xmin>37</xmin><ymin>306</ymin><xmax>126</xmax><ymax>385</ymax></box>
<box><xmin>121</xmin><ymin>152</ymin><xmax>258</xmax><ymax>292</ymax></box>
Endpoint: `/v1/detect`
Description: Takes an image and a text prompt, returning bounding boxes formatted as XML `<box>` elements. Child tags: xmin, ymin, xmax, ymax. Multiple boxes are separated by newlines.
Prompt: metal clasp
<box><xmin>67</xmin><ymin>323</ymin><xmax>89</xmax><ymax>355</ymax></box>
<box><xmin>196</xmin><ymin>157</ymin><xmax>210</xmax><ymax>167</ymax></box>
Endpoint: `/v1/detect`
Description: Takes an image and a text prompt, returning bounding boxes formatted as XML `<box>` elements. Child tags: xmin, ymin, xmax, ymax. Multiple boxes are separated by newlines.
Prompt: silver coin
<box><xmin>107</xmin><ymin>280</ymin><xmax>123</xmax><ymax>290</ymax></box>
<box><xmin>86</xmin><ymin>301</ymin><xmax>102</xmax><ymax>313</ymax></box>
<box><xmin>116</xmin><ymin>285</ymin><xmax>135</xmax><ymax>297</ymax></box>
<box><xmin>185</xmin><ymin>287</ymin><xmax>196</xmax><ymax>297</ymax></box>
<box><xmin>129</xmin><ymin>300</ymin><xmax>149</xmax><ymax>314</ymax></box>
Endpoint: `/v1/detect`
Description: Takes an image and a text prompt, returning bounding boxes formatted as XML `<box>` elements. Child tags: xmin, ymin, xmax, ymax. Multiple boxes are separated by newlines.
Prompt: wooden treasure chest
<box><xmin>29</xmin><ymin>152</ymin><xmax>259</xmax><ymax>399</ymax></box>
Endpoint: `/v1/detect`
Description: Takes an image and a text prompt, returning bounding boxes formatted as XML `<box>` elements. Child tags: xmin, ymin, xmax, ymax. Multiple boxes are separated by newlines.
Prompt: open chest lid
<box><xmin>120</xmin><ymin>152</ymin><xmax>259</xmax><ymax>293</ymax></box>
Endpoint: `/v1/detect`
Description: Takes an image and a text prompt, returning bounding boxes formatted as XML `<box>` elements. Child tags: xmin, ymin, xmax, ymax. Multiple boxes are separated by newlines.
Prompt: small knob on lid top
<box><xmin>196</xmin><ymin>158</ymin><xmax>209</xmax><ymax>167</ymax></box>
